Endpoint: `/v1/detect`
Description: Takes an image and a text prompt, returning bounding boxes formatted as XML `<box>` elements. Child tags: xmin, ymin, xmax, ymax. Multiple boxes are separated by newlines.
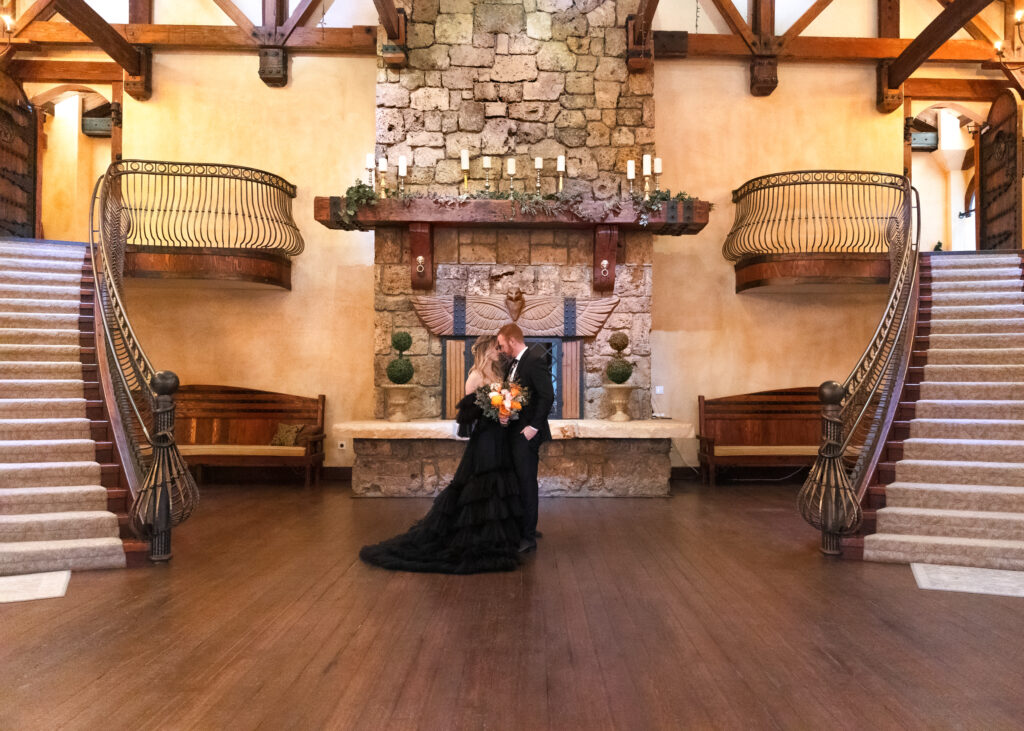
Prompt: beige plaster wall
<box><xmin>121</xmin><ymin>52</ymin><xmax>377</xmax><ymax>467</ymax></box>
<box><xmin>652</xmin><ymin>61</ymin><xmax>903</xmax><ymax>464</ymax></box>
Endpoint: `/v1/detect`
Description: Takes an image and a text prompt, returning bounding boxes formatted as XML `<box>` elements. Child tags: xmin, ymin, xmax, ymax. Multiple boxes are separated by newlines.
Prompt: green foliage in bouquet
<box><xmin>606</xmin><ymin>332</ymin><xmax>634</xmax><ymax>384</ymax></box>
<box><xmin>386</xmin><ymin>331</ymin><xmax>414</xmax><ymax>384</ymax></box>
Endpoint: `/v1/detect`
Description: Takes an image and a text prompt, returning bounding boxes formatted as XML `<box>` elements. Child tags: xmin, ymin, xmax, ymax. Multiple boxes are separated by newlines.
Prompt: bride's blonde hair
<box><xmin>470</xmin><ymin>335</ymin><xmax>502</xmax><ymax>384</ymax></box>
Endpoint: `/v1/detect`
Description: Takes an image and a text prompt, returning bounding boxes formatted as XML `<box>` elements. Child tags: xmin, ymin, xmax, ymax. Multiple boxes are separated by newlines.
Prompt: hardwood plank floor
<box><xmin>2</xmin><ymin>480</ymin><xmax>1024</xmax><ymax>730</ymax></box>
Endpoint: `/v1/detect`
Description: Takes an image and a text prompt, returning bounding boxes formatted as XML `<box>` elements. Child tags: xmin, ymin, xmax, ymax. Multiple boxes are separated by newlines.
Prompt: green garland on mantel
<box><xmin>336</xmin><ymin>179</ymin><xmax>703</xmax><ymax>229</ymax></box>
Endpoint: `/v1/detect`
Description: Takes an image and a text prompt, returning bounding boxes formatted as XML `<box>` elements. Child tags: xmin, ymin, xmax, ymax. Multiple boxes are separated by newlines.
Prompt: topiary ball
<box><xmin>606</xmin><ymin>358</ymin><xmax>633</xmax><ymax>384</ymax></box>
<box><xmin>608</xmin><ymin>332</ymin><xmax>629</xmax><ymax>353</ymax></box>
<box><xmin>391</xmin><ymin>331</ymin><xmax>413</xmax><ymax>354</ymax></box>
<box><xmin>386</xmin><ymin>357</ymin><xmax>414</xmax><ymax>384</ymax></box>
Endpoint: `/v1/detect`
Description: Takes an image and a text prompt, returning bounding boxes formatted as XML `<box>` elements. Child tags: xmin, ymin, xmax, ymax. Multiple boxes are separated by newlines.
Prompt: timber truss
<box><xmin>0</xmin><ymin>0</ymin><xmax>1020</xmax><ymax>108</ymax></box>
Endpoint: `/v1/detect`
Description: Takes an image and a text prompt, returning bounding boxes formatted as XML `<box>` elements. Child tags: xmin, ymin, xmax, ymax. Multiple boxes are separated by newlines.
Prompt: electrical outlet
<box><xmin>654</xmin><ymin>385</ymin><xmax>665</xmax><ymax>395</ymax></box>
<box><xmin>337</xmin><ymin>440</ymin><xmax>346</xmax><ymax>450</ymax></box>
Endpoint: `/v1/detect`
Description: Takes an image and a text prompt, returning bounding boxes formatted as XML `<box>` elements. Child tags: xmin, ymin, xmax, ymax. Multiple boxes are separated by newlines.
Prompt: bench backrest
<box><xmin>698</xmin><ymin>387</ymin><xmax>820</xmax><ymax>447</ymax></box>
<box><xmin>174</xmin><ymin>385</ymin><xmax>325</xmax><ymax>445</ymax></box>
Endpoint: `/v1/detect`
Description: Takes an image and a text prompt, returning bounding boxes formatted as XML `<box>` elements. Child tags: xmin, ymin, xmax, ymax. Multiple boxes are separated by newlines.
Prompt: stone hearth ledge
<box><xmin>338</xmin><ymin>419</ymin><xmax>694</xmax><ymax>498</ymax></box>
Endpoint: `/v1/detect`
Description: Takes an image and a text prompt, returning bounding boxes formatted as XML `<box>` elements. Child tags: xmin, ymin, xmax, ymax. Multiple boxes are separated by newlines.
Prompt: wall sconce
<box><xmin>1</xmin><ymin>15</ymin><xmax>13</xmax><ymax>33</ymax></box>
<box><xmin>995</xmin><ymin>39</ymin><xmax>1004</xmax><ymax>57</ymax></box>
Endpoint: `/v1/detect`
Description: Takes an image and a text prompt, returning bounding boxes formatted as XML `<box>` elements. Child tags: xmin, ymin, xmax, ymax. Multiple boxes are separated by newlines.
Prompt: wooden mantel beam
<box><xmin>52</xmin><ymin>0</ymin><xmax>141</xmax><ymax>76</ymax></box>
<box><xmin>887</xmin><ymin>0</ymin><xmax>996</xmax><ymax>87</ymax></box>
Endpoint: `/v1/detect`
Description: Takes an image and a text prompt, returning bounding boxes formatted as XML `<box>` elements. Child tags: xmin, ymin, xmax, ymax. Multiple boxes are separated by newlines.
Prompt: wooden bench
<box><xmin>697</xmin><ymin>387</ymin><xmax>821</xmax><ymax>488</ymax></box>
<box><xmin>173</xmin><ymin>385</ymin><xmax>326</xmax><ymax>488</ymax></box>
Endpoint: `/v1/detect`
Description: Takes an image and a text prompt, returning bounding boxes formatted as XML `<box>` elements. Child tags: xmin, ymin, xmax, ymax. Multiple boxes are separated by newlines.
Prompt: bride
<box><xmin>359</xmin><ymin>334</ymin><xmax>523</xmax><ymax>574</ymax></box>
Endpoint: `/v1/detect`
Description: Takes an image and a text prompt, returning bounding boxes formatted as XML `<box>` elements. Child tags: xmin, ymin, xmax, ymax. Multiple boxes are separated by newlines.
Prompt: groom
<box><xmin>497</xmin><ymin>323</ymin><xmax>554</xmax><ymax>553</ymax></box>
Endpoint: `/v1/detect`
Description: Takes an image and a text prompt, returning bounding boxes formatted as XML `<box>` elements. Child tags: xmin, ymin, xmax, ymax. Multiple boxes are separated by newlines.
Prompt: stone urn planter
<box><xmin>383</xmin><ymin>384</ymin><xmax>415</xmax><ymax>422</ymax></box>
<box><xmin>604</xmin><ymin>383</ymin><xmax>635</xmax><ymax>422</ymax></box>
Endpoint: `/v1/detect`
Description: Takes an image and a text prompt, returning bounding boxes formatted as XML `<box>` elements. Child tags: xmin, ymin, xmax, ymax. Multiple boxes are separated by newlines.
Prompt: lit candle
<box><xmin>653</xmin><ymin>157</ymin><xmax>662</xmax><ymax>175</ymax></box>
<box><xmin>398</xmin><ymin>155</ymin><xmax>407</xmax><ymax>177</ymax></box>
<box><xmin>366</xmin><ymin>153</ymin><xmax>375</xmax><ymax>170</ymax></box>
<box><xmin>378</xmin><ymin>157</ymin><xmax>387</xmax><ymax>172</ymax></box>
<box><xmin>626</xmin><ymin>160</ymin><xmax>635</xmax><ymax>180</ymax></box>
<box><xmin>507</xmin><ymin>158</ymin><xmax>516</xmax><ymax>176</ymax></box>
<box><xmin>535</xmin><ymin>157</ymin><xmax>543</xmax><ymax>170</ymax></box>
<box><xmin>642</xmin><ymin>154</ymin><xmax>652</xmax><ymax>177</ymax></box>
<box><xmin>995</xmin><ymin>39</ymin><xmax>1004</xmax><ymax>53</ymax></box>
<box><xmin>1017</xmin><ymin>9</ymin><xmax>1023</xmax><ymax>22</ymax></box>
<box><xmin>483</xmin><ymin>156</ymin><xmax>491</xmax><ymax>169</ymax></box>
<box><xmin>461</xmin><ymin>149</ymin><xmax>470</xmax><ymax>170</ymax></box>
<box><xmin>557</xmin><ymin>155</ymin><xmax>566</xmax><ymax>172</ymax></box>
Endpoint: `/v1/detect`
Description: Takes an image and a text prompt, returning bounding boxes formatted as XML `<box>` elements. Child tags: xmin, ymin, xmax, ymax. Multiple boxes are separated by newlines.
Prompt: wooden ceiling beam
<box><xmin>372</xmin><ymin>0</ymin><xmax>403</xmax><ymax>41</ymax></box>
<box><xmin>878</xmin><ymin>0</ymin><xmax>900</xmax><ymax>38</ymax></box>
<box><xmin>11</xmin><ymin>0</ymin><xmax>56</xmax><ymax>36</ymax></box>
<box><xmin>263</xmin><ymin>0</ymin><xmax>287</xmax><ymax>29</ymax></box>
<box><xmin>280</xmin><ymin>0</ymin><xmax>321</xmax><ymax>44</ymax></box>
<box><xmin>706</xmin><ymin>0</ymin><xmax>758</xmax><ymax>51</ymax></box>
<box><xmin>631</xmin><ymin>0</ymin><xmax>659</xmax><ymax>45</ymax></box>
<box><xmin>887</xmin><ymin>0</ymin><xmax>995</xmax><ymax>88</ymax></box>
<box><xmin>0</xmin><ymin>45</ymin><xmax>15</xmax><ymax>72</ymax></box>
<box><xmin>8</xmin><ymin>59</ymin><xmax>122</xmax><ymax>82</ymax></box>
<box><xmin>128</xmin><ymin>0</ymin><xmax>151</xmax><ymax>25</ymax></box>
<box><xmin>903</xmin><ymin>76</ymin><xmax>1010</xmax><ymax>99</ymax></box>
<box><xmin>779</xmin><ymin>0</ymin><xmax>834</xmax><ymax>50</ymax></box>
<box><xmin>935</xmin><ymin>0</ymin><xmax>999</xmax><ymax>43</ymax></box>
<box><xmin>210</xmin><ymin>0</ymin><xmax>256</xmax><ymax>37</ymax></box>
<box><xmin>11</xmin><ymin>20</ymin><xmax>376</xmax><ymax>53</ymax></box>
<box><xmin>52</xmin><ymin>0</ymin><xmax>141</xmax><ymax>76</ymax></box>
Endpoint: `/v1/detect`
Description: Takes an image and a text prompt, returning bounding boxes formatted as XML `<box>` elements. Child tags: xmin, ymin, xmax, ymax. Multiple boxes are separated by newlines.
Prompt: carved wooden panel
<box><xmin>561</xmin><ymin>340</ymin><xmax>581</xmax><ymax>419</ymax></box>
<box><xmin>444</xmin><ymin>342</ymin><xmax>466</xmax><ymax>420</ymax></box>
<box><xmin>979</xmin><ymin>89</ymin><xmax>1023</xmax><ymax>251</ymax></box>
<box><xmin>0</xmin><ymin>73</ymin><xmax>37</xmax><ymax>239</ymax></box>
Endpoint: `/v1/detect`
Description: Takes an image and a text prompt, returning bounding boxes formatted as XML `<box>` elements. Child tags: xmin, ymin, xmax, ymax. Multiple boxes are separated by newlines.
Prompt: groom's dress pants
<box><xmin>512</xmin><ymin>432</ymin><xmax>541</xmax><ymax>537</ymax></box>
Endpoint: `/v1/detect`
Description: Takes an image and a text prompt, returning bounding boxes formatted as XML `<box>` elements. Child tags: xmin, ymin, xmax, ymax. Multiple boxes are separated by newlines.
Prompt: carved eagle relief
<box><xmin>411</xmin><ymin>290</ymin><xmax>619</xmax><ymax>337</ymax></box>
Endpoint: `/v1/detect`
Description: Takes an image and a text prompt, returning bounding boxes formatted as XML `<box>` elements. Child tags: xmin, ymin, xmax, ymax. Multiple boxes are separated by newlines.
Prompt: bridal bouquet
<box><xmin>475</xmin><ymin>381</ymin><xmax>530</xmax><ymax>425</ymax></box>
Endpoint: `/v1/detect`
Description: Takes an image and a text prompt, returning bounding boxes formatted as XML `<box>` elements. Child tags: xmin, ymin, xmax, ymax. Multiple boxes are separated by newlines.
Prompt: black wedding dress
<box><xmin>359</xmin><ymin>395</ymin><xmax>523</xmax><ymax>574</ymax></box>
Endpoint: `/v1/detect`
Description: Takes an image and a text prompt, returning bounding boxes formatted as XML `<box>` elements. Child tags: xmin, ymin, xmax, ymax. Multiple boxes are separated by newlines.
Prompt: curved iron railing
<box><xmin>797</xmin><ymin>179</ymin><xmax>921</xmax><ymax>554</ymax></box>
<box><xmin>90</xmin><ymin>167</ymin><xmax>200</xmax><ymax>560</ymax></box>
<box><xmin>100</xmin><ymin>159</ymin><xmax>303</xmax><ymax>263</ymax></box>
<box><xmin>724</xmin><ymin>170</ymin><xmax>909</xmax><ymax>263</ymax></box>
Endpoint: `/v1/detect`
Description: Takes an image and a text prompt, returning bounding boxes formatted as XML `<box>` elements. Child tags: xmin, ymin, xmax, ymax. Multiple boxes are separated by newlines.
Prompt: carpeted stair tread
<box><xmin>929</xmin><ymin>318</ymin><xmax>1024</xmax><ymax>334</ymax></box>
<box><xmin>919</xmin><ymin>381</ymin><xmax>1024</xmax><ymax>399</ymax></box>
<box><xmin>0</xmin><ymin>343</ymin><xmax>80</xmax><ymax>362</ymax></box>
<box><xmin>0</xmin><ymin>327</ymin><xmax>81</xmax><ymax>345</ymax></box>
<box><xmin>0</xmin><ymin>297</ymin><xmax>82</xmax><ymax>313</ymax></box>
<box><xmin>0</xmin><ymin>461</ymin><xmax>101</xmax><ymax>488</ymax></box>
<box><xmin>0</xmin><ymin>418</ymin><xmax>91</xmax><ymax>440</ymax></box>
<box><xmin>0</xmin><ymin>439</ymin><xmax>96</xmax><ymax>463</ymax></box>
<box><xmin>909</xmin><ymin>418</ymin><xmax>1024</xmax><ymax>440</ymax></box>
<box><xmin>927</xmin><ymin>348</ymin><xmax>1024</xmax><ymax>365</ymax></box>
<box><xmin>875</xmin><ymin>506</ymin><xmax>1024</xmax><ymax>542</ymax></box>
<box><xmin>0</xmin><ymin>380</ymin><xmax>84</xmax><ymax>398</ymax></box>
<box><xmin>0</xmin><ymin>537</ymin><xmax>126</xmax><ymax>576</ymax></box>
<box><xmin>0</xmin><ymin>269</ymin><xmax>84</xmax><ymax>286</ymax></box>
<box><xmin>930</xmin><ymin>279</ymin><xmax>1023</xmax><ymax>292</ymax></box>
<box><xmin>929</xmin><ymin>291</ymin><xmax>1024</xmax><ymax>306</ymax></box>
<box><xmin>0</xmin><ymin>311</ymin><xmax>80</xmax><ymax>328</ymax></box>
<box><xmin>0</xmin><ymin>241</ymin><xmax>86</xmax><ymax>260</ymax></box>
<box><xmin>903</xmin><ymin>437</ymin><xmax>1024</xmax><ymax>463</ymax></box>
<box><xmin>930</xmin><ymin>254</ymin><xmax>1022</xmax><ymax>266</ymax></box>
<box><xmin>929</xmin><ymin>266</ymin><xmax>1023</xmax><ymax>281</ymax></box>
<box><xmin>0</xmin><ymin>485</ymin><xmax>107</xmax><ymax>514</ymax></box>
<box><xmin>0</xmin><ymin>511</ymin><xmax>119</xmax><ymax>542</ymax></box>
<box><xmin>0</xmin><ymin>361</ymin><xmax>83</xmax><ymax>378</ymax></box>
<box><xmin>928</xmin><ymin>333</ymin><xmax>1024</xmax><ymax>349</ymax></box>
<box><xmin>929</xmin><ymin>305</ymin><xmax>1024</xmax><ymax>320</ymax></box>
<box><xmin>895</xmin><ymin>459</ymin><xmax>1024</xmax><ymax>487</ymax></box>
<box><xmin>863</xmin><ymin>533</ymin><xmax>1024</xmax><ymax>571</ymax></box>
<box><xmin>915</xmin><ymin>399</ymin><xmax>1024</xmax><ymax>419</ymax></box>
<box><xmin>0</xmin><ymin>283</ymin><xmax>81</xmax><ymax>300</ymax></box>
<box><xmin>0</xmin><ymin>398</ymin><xmax>87</xmax><ymax>418</ymax></box>
<box><xmin>922</xmin><ymin>364</ymin><xmax>1024</xmax><ymax>382</ymax></box>
<box><xmin>876</xmin><ymin>481</ymin><xmax>1024</xmax><ymax>513</ymax></box>
<box><xmin>0</xmin><ymin>256</ymin><xmax>88</xmax><ymax>273</ymax></box>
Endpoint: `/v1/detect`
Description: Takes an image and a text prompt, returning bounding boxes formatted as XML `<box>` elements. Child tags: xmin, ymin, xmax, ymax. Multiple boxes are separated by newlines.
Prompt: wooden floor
<box><xmin>3</xmin><ymin>480</ymin><xmax>1023</xmax><ymax>730</ymax></box>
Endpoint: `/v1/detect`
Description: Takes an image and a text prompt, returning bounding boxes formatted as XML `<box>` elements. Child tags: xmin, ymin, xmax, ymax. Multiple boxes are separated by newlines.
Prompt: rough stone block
<box><xmin>554</xmin><ymin>109</ymin><xmax>586</xmax><ymax>128</ymax></box>
<box><xmin>583</xmin><ymin>108</ymin><xmax>602</xmax><ymax>121</ymax></box>
<box><xmin>537</xmin><ymin>41</ymin><xmax>576</xmax><ymax>71</ymax></box>
<box><xmin>474</xmin><ymin>3</ymin><xmax>526</xmax><ymax>33</ymax></box>
<box><xmin>616</xmin><ymin>108</ymin><xmax>643</xmax><ymax>126</ymax></box>
<box><xmin>484</xmin><ymin>101</ymin><xmax>508</xmax><ymax>117</ymax></box>
<box><xmin>440</xmin><ymin>0</ymin><xmax>472</xmax><ymax>12</ymax></box>
<box><xmin>575</xmin><ymin>55</ymin><xmax>598</xmax><ymax>72</ymax></box>
<box><xmin>523</xmin><ymin>72</ymin><xmax>566</xmax><ymax>100</ymax></box>
<box><xmin>594</xmin><ymin>56</ymin><xmax>627</xmax><ymax>82</ymax></box>
<box><xmin>566</xmin><ymin>72</ymin><xmax>594</xmax><ymax>94</ymax></box>
<box><xmin>610</xmin><ymin>126</ymin><xmax>635</xmax><ymax>146</ymax></box>
<box><xmin>628</xmin><ymin>71</ymin><xmax>654</xmax><ymax>96</ymax></box>
<box><xmin>497</xmin><ymin>232</ymin><xmax>532</xmax><ymax>264</ymax></box>
<box><xmin>517</xmin><ymin>122</ymin><xmax>547</xmax><ymax>144</ymax></box>
<box><xmin>587</xmin><ymin>1</ymin><xmax>616</xmax><ymax>27</ymax></box>
<box><xmin>551</xmin><ymin>10</ymin><xmax>588</xmax><ymax>39</ymax></box>
<box><xmin>407</xmin><ymin>22</ymin><xmax>434</xmax><ymax>49</ymax></box>
<box><xmin>450</xmin><ymin>44</ymin><xmax>496</xmax><ymax>67</ymax></box>
<box><xmin>561</xmin><ymin>94</ymin><xmax>596</xmax><ymax>109</ymax></box>
<box><xmin>538</xmin><ymin>0</ymin><xmax>573</xmax><ymax>10</ymax></box>
<box><xmin>586</xmin><ymin>121</ymin><xmax>610</xmax><ymax>147</ymax></box>
<box><xmin>491</xmin><ymin>55</ymin><xmax>539</xmax><ymax>82</ymax></box>
<box><xmin>474</xmin><ymin>81</ymin><xmax>499</xmax><ymax>101</ymax></box>
<box><xmin>498</xmin><ymin>83</ymin><xmax>524</xmax><ymax>102</ymax></box>
<box><xmin>400</xmin><ymin>70</ymin><xmax>427</xmax><ymax>91</ymax></box>
<box><xmin>566</xmin><ymin>36</ymin><xmax>591</xmax><ymax>54</ymax></box>
<box><xmin>526</xmin><ymin>12</ymin><xmax>552</xmax><ymax>39</ymax></box>
<box><xmin>412</xmin><ymin>0</ymin><xmax>439</xmax><ymax>23</ymax></box>
<box><xmin>410</xmin><ymin>86</ymin><xmax>450</xmax><ymax>111</ymax></box>
<box><xmin>495</xmin><ymin>33</ymin><xmax>510</xmax><ymax>55</ymax></box>
<box><xmin>409</xmin><ymin>46</ymin><xmax>451</xmax><ymax>70</ymax></box>
<box><xmin>510</xmin><ymin>36</ymin><xmax>542</xmax><ymax>54</ymax></box>
<box><xmin>441</xmin><ymin>66</ymin><xmax>476</xmax><ymax>90</ymax></box>
<box><xmin>433</xmin><ymin>158</ymin><xmax>463</xmax><ymax>184</ymax></box>
<box><xmin>481</xmin><ymin>117</ymin><xmax>517</xmax><ymax>154</ymax></box>
<box><xmin>442</xmin><ymin>111</ymin><xmax>459</xmax><ymax>132</ymax></box>
<box><xmin>509</xmin><ymin>102</ymin><xmax>560</xmax><ymax>122</ymax></box>
<box><xmin>458</xmin><ymin>101</ymin><xmax>486</xmax><ymax>131</ymax></box>
<box><xmin>460</xmin><ymin>242</ymin><xmax>498</xmax><ymax>264</ymax></box>
<box><xmin>413</xmin><ymin>146</ymin><xmax>446</xmax><ymax>168</ymax></box>
<box><xmin>379</xmin><ymin>264</ymin><xmax>412</xmax><ymax>295</ymax></box>
<box><xmin>376</xmin><ymin>108</ymin><xmax>406</xmax><ymax>144</ymax></box>
<box><xmin>377</xmin><ymin>83</ymin><xmax>410</xmax><ymax>108</ymax></box>
<box><xmin>555</xmin><ymin>127</ymin><xmax>587</xmax><ymax>146</ymax></box>
<box><xmin>407</xmin><ymin>130</ymin><xmax>445</xmax><ymax>147</ymax></box>
<box><xmin>530</xmin><ymin>245</ymin><xmax>568</xmax><ymax>265</ymax></box>
<box><xmin>603</xmin><ymin>27</ymin><xmax>626</xmax><ymax>57</ymax></box>
<box><xmin>435</xmin><ymin>13</ymin><xmax>473</xmax><ymax>44</ymax></box>
<box><xmin>592</xmin><ymin>172</ymin><xmax>619</xmax><ymax>199</ymax></box>
<box><xmin>594</xmin><ymin>80</ymin><xmax>620</xmax><ymax>109</ymax></box>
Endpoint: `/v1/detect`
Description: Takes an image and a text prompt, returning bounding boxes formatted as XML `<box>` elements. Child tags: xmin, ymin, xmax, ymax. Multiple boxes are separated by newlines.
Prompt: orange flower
<box><xmin>511</xmin><ymin>401</ymin><xmax>522</xmax><ymax>411</ymax></box>
<box><xmin>490</xmin><ymin>394</ymin><xmax>502</xmax><ymax>406</ymax></box>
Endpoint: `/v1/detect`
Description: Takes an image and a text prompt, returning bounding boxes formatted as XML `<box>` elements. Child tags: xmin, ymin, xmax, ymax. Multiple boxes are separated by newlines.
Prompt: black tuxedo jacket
<box><xmin>508</xmin><ymin>344</ymin><xmax>554</xmax><ymax>443</ymax></box>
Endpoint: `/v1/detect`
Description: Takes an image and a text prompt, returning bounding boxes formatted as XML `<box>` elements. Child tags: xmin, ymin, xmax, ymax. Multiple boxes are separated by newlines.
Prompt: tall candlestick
<box><xmin>366</xmin><ymin>153</ymin><xmax>376</xmax><ymax>191</ymax></box>
<box><xmin>557</xmin><ymin>155</ymin><xmax>565</xmax><ymax>193</ymax></box>
<box><xmin>398</xmin><ymin>155</ymin><xmax>407</xmax><ymax>195</ymax></box>
<box><xmin>482</xmin><ymin>156</ymin><xmax>491</xmax><ymax>169</ymax></box>
<box><xmin>378</xmin><ymin>157</ymin><xmax>388</xmax><ymax>198</ymax></box>
<box><xmin>507</xmin><ymin>158</ymin><xmax>516</xmax><ymax>192</ymax></box>
<box><xmin>460</xmin><ymin>149</ymin><xmax>470</xmax><ymax>170</ymax></box>
<box><xmin>535</xmin><ymin>158</ymin><xmax>542</xmax><ymax>193</ymax></box>
<box><xmin>626</xmin><ymin>160</ymin><xmax>635</xmax><ymax>180</ymax></box>
<box><xmin>654</xmin><ymin>157</ymin><xmax>662</xmax><ymax>192</ymax></box>
<box><xmin>642</xmin><ymin>154</ymin><xmax>652</xmax><ymax>177</ymax></box>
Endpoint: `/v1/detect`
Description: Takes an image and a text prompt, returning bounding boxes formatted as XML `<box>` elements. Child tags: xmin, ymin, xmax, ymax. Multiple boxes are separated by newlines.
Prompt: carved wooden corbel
<box><xmin>876</xmin><ymin>60</ymin><xmax>903</xmax><ymax>114</ymax></box>
<box><xmin>409</xmin><ymin>222</ymin><xmax>433</xmax><ymax>290</ymax></box>
<box><xmin>124</xmin><ymin>46</ymin><xmax>151</xmax><ymax>101</ymax></box>
<box><xmin>625</xmin><ymin>15</ymin><xmax>654</xmax><ymax>71</ymax></box>
<box><xmin>594</xmin><ymin>225</ymin><xmax>618</xmax><ymax>293</ymax></box>
<box><xmin>380</xmin><ymin>8</ymin><xmax>408</xmax><ymax>68</ymax></box>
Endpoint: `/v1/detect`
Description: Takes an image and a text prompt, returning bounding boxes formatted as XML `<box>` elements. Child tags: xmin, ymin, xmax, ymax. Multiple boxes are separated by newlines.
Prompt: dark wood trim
<box><xmin>593</xmin><ymin>225</ymin><xmax>618</xmax><ymax>292</ymax></box>
<box><xmin>935</xmin><ymin>0</ymin><xmax>1000</xmax><ymax>43</ymax></box>
<box><xmin>34</xmin><ymin>110</ymin><xmax>44</xmax><ymax>239</ymax></box>
<box><xmin>210</xmin><ymin>0</ymin><xmax>256</xmax><ymax>37</ymax></box>
<box><xmin>675</xmin><ymin>33</ymin><xmax>995</xmax><ymax>63</ymax></box>
<box><xmin>127</xmin><ymin>0</ymin><xmax>151</xmax><ymax>25</ymax></box>
<box><xmin>52</xmin><ymin>0</ymin><xmax>142</xmax><ymax>76</ymax></box>
<box><xmin>904</xmin><ymin>76</ymin><xmax>1010</xmax><ymax>100</ymax></box>
<box><xmin>878</xmin><ymin>0</ymin><xmax>900</xmax><ymax>38</ymax></box>
<box><xmin>11</xmin><ymin>0</ymin><xmax>57</xmax><ymax>36</ymax></box>
<box><xmin>733</xmin><ymin>253</ymin><xmax>890</xmax><ymax>292</ymax></box>
<box><xmin>7</xmin><ymin>59</ymin><xmax>122</xmax><ymax>82</ymax></box>
<box><xmin>887</xmin><ymin>0</ymin><xmax>994</xmax><ymax>87</ymax></box>
<box><xmin>779</xmin><ymin>0</ymin><xmax>832</xmax><ymax>50</ymax></box>
<box><xmin>123</xmin><ymin>246</ymin><xmax>292</xmax><ymax>290</ymax></box>
<box><xmin>110</xmin><ymin>81</ymin><xmax>122</xmax><ymax>160</ymax></box>
<box><xmin>372</xmin><ymin>0</ymin><xmax>403</xmax><ymax>41</ymax></box>
<box><xmin>263</xmin><ymin>0</ymin><xmax>287</xmax><ymax>29</ymax></box>
<box><xmin>280</xmin><ymin>0</ymin><xmax>320</xmax><ymax>43</ymax></box>
<box><xmin>706</xmin><ymin>0</ymin><xmax>757</xmax><ymax>50</ymax></box>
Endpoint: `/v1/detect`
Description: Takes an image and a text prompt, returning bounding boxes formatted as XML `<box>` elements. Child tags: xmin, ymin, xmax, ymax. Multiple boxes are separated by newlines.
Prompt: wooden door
<box><xmin>978</xmin><ymin>89</ymin><xmax>1023</xmax><ymax>251</ymax></box>
<box><xmin>0</xmin><ymin>72</ymin><xmax>37</xmax><ymax>239</ymax></box>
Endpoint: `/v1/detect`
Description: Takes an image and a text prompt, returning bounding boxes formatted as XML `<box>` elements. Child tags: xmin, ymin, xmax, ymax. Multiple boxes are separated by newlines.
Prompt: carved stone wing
<box><xmin>410</xmin><ymin>296</ymin><xmax>454</xmax><ymax>336</ymax></box>
<box><xmin>465</xmin><ymin>296</ymin><xmax>512</xmax><ymax>334</ymax></box>
<box><xmin>516</xmin><ymin>297</ymin><xmax>563</xmax><ymax>335</ymax></box>
<box><xmin>575</xmin><ymin>296</ymin><xmax>620</xmax><ymax>336</ymax></box>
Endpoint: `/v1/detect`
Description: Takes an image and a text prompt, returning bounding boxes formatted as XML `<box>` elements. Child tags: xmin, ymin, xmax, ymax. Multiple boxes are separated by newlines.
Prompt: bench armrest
<box><xmin>304</xmin><ymin>430</ymin><xmax>326</xmax><ymax>455</ymax></box>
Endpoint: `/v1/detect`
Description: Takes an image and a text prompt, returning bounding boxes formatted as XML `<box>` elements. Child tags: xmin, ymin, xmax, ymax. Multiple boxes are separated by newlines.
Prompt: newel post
<box><xmin>797</xmin><ymin>380</ymin><xmax>863</xmax><ymax>555</ymax></box>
